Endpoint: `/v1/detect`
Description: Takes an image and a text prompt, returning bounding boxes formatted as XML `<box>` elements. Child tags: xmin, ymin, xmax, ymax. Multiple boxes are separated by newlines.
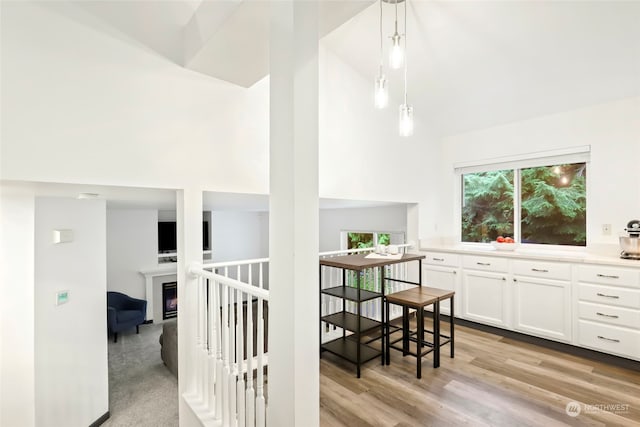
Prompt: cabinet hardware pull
<box><xmin>453</xmin><ymin>271</ymin><xmax>457</xmax><ymax>275</ymax></box>
<box><xmin>531</xmin><ymin>268</ymin><xmax>548</xmax><ymax>273</ymax></box>
<box><xmin>597</xmin><ymin>274</ymin><xmax>620</xmax><ymax>279</ymax></box>
<box><xmin>433</xmin><ymin>258</ymin><xmax>444</xmax><ymax>261</ymax></box>
<box><xmin>596</xmin><ymin>293</ymin><xmax>620</xmax><ymax>299</ymax></box>
<box><xmin>502</xmin><ymin>277</ymin><xmax>506</xmax><ymax>281</ymax></box>
<box><xmin>597</xmin><ymin>335</ymin><xmax>620</xmax><ymax>343</ymax></box>
<box><xmin>513</xmin><ymin>278</ymin><xmax>517</xmax><ymax>282</ymax></box>
<box><xmin>596</xmin><ymin>312</ymin><xmax>619</xmax><ymax>319</ymax></box>
<box><xmin>477</xmin><ymin>262</ymin><xmax>491</xmax><ymax>266</ymax></box>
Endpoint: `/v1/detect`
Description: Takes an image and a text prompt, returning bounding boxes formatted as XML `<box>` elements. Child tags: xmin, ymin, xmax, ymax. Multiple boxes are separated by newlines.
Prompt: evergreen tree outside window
<box><xmin>462</xmin><ymin>170</ymin><xmax>514</xmax><ymax>242</ymax></box>
<box><xmin>461</xmin><ymin>163</ymin><xmax>586</xmax><ymax>246</ymax></box>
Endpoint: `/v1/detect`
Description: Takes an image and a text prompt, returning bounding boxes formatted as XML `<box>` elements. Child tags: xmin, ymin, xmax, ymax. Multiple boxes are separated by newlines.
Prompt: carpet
<box><xmin>102</xmin><ymin>323</ymin><xmax>178</xmax><ymax>427</ymax></box>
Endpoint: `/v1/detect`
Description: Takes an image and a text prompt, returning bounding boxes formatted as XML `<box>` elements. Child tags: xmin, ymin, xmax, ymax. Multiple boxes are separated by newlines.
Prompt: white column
<box><xmin>0</xmin><ymin>184</ymin><xmax>36</xmax><ymax>427</ymax></box>
<box><xmin>268</xmin><ymin>2</ymin><xmax>320</xmax><ymax>427</ymax></box>
<box><xmin>176</xmin><ymin>188</ymin><xmax>204</xmax><ymax>425</ymax></box>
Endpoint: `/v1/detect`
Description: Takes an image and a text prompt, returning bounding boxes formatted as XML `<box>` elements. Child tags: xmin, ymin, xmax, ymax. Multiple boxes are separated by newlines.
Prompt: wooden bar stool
<box><xmin>418</xmin><ymin>287</ymin><xmax>455</xmax><ymax>361</ymax></box>
<box><xmin>385</xmin><ymin>288</ymin><xmax>440</xmax><ymax>379</ymax></box>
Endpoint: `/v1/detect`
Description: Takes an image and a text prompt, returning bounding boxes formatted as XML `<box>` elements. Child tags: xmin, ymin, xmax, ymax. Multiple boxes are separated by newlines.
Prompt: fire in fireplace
<box><xmin>162</xmin><ymin>282</ymin><xmax>177</xmax><ymax>320</ymax></box>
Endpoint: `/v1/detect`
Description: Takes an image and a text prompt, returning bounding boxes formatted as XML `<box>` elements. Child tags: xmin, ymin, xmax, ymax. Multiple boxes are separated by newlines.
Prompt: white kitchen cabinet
<box><xmin>423</xmin><ymin>264</ymin><xmax>460</xmax><ymax>315</ymax></box>
<box><xmin>577</xmin><ymin>264</ymin><xmax>640</xmax><ymax>360</ymax></box>
<box><xmin>421</xmin><ymin>246</ymin><xmax>640</xmax><ymax>361</ymax></box>
<box><xmin>462</xmin><ymin>268</ymin><xmax>509</xmax><ymax>328</ymax></box>
<box><xmin>512</xmin><ymin>260</ymin><xmax>572</xmax><ymax>343</ymax></box>
<box><xmin>422</xmin><ymin>252</ymin><xmax>461</xmax><ymax>315</ymax></box>
<box><xmin>512</xmin><ymin>276</ymin><xmax>572</xmax><ymax>342</ymax></box>
<box><xmin>578</xmin><ymin>320</ymin><xmax>640</xmax><ymax>359</ymax></box>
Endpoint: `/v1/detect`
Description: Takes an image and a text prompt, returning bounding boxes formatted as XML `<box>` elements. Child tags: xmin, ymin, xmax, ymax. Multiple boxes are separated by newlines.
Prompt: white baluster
<box><xmin>229</xmin><ymin>289</ymin><xmax>237</xmax><ymax>425</ymax></box>
<box><xmin>236</xmin><ymin>289</ymin><xmax>246</xmax><ymax>427</ymax></box>
<box><xmin>246</xmin><ymin>293</ymin><xmax>255</xmax><ymax>427</ymax></box>
<box><xmin>222</xmin><ymin>285</ymin><xmax>230</xmax><ymax>426</ymax></box>
<box><xmin>215</xmin><ymin>281</ymin><xmax>223</xmax><ymax>421</ymax></box>
<box><xmin>201</xmin><ymin>278</ymin><xmax>208</xmax><ymax>403</ymax></box>
<box><xmin>256</xmin><ymin>297</ymin><xmax>266</xmax><ymax>427</ymax></box>
<box><xmin>208</xmin><ymin>279</ymin><xmax>216</xmax><ymax>413</ymax></box>
<box><xmin>196</xmin><ymin>276</ymin><xmax>204</xmax><ymax>402</ymax></box>
<box><xmin>259</xmin><ymin>262</ymin><xmax>264</xmax><ymax>289</ymax></box>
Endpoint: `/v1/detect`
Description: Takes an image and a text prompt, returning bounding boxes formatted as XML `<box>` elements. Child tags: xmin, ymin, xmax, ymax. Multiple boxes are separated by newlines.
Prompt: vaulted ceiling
<box><xmin>50</xmin><ymin>1</ymin><xmax>640</xmax><ymax>137</ymax></box>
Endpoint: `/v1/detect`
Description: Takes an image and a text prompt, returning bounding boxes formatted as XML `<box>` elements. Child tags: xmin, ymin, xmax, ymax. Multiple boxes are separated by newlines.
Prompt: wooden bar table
<box><xmin>319</xmin><ymin>252</ymin><xmax>425</xmax><ymax>378</ymax></box>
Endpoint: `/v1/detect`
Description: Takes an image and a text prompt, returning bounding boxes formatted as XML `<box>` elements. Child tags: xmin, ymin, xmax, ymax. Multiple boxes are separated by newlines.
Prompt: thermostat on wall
<box><xmin>56</xmin><ymin>290</ymin><xmax>70</xmax><ymax>306</ymax></box>
<box><xmin>53</xmin><ymin>229</ymin><xmax>73</xmax><ymax>244</ymax></box>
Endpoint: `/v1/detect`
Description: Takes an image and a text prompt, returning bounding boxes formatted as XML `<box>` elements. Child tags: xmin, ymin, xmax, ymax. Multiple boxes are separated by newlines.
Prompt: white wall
<box><xmin>207</xmin><ymin>205</ymin><xmax>408</xmax><ymax>258</ymax></box>
<box><xmin>318</xmin><ymin>45</ymin><xmax>438</xmax><ymax>205</ymax></box>
<box><xmin>34</xmin><ymin>197</ymin><xmax>108</xmax><ymax>427</ymax></box>
<box><xmin>1</xmin><ymin>3</ymin><xmax>435</xmax><ymax>213</ymax></box>
<box><xmin>107</xmin><ymin>209</ymin><xmax>158</xmax><ymax>299</ymax></box>
<box><xmin>436</xmin><ymin>97</ymin><xmax>640</xmax><ymax>250</ymax></box>
<box><xmin>0</xmin><ymin>2</ymin><xmax>266</xmax><ymax>194</ymax></box>
<box><xmin>0</xmin><ymin>184</ymin><xmax>36</xmax><ymax>427</ymax></box>
<box><xmin>319</xmin><ymin>205</ymin><xmax>408</xmax><ymax>252</ymax></box>
<box><xmin>210</xmin><ymin>211</ymin><xmax>269</xmax><ymax>262</ymax></box>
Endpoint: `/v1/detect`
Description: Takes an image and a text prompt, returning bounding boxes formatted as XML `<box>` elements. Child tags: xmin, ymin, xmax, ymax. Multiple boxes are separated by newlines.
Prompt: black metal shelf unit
<box><xmin>319</xmin><ymin>253</ymin><xmax>426</xmax><ymax>378</ymax></box>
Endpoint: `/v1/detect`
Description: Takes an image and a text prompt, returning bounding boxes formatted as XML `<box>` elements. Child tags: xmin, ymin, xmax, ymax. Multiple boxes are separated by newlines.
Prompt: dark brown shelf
<box><xmin>321</xmin><ymin>312</ymin><xmax>382</xmax><ymax>333</ymax></box>
<box><xmin>321</xmin><ymin>337</ymin><xmax>381</xmax><ymax>364</ymax></box>
<box><xmin>321</xmin><ymin>286</ymin><xmax>380</xmax><ymax>302</ymax></box>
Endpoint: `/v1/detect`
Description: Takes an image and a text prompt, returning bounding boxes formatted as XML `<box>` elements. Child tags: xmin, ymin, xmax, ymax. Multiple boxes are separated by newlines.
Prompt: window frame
<box><xmin>455</xmin><ymin>146</ymin><xmax>590</xmax><ymax>251</ymax></box>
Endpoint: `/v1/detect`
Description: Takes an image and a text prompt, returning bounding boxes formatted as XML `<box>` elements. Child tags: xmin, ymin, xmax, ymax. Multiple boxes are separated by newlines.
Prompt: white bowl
<box><xmin>491</xmin><ymin>241</ymin><xmax>518</xmax><ymax>251</ymax></box>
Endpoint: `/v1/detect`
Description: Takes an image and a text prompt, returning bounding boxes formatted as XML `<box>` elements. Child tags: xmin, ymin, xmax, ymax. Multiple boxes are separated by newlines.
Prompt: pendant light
<box><xmin>374</xmin><ymin>0</ymin><xmax>388</xmax><ymax>109</ymax></box>
<box><xmin>398</xmin><ymin>0</ymin><xmax>413</xmax><ymax>136</ymax></box>
<box><xmin>389</xmin><ymin>0</ymin><xmax>404</xmax><ymax>69</ymax></box>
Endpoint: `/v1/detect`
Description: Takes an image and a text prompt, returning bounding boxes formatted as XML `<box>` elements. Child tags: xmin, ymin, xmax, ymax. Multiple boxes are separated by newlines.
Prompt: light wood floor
<box><xmin>320</xmin><ymin>320</ymin><xmax>640</xmax><ymax>427</ymax></box>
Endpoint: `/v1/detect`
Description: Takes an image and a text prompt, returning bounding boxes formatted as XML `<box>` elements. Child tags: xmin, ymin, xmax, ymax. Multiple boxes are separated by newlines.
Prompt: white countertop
<box><xmin>418</xmin><ymin>243</ymin><xmax>640</xmax><ymax>268</ymax></box>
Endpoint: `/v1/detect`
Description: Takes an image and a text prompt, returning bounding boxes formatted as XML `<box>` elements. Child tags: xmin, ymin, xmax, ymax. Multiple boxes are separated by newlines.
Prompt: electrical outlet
<box><xmin>602</xmin><ymin>224</ymin><xmax>611</xmax><ymax>235</ymax></box>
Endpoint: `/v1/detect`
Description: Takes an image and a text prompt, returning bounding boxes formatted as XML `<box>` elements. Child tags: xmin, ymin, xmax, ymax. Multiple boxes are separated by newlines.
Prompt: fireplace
<box><xmin>162</xmin><ymin>282</ymin><xmax>177</xmax><ymax>320</ymax></box>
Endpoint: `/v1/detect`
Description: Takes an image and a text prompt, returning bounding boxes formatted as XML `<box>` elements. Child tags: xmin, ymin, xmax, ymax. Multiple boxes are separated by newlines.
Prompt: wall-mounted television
<box><xmin>158</xmin><ymin>221</ymin><xmax>210</xmax><ymax>252</ymax></box>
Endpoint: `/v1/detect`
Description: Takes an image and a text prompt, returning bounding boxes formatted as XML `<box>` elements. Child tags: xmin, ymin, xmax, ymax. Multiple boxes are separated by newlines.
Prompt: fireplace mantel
<box><xmin>139</xmin><ymin>265</ymin><xmax>177</xmax><ymax>321</ymax></box>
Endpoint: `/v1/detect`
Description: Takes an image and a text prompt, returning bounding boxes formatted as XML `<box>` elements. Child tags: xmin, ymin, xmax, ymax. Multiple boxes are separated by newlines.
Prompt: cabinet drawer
<box><xmin>578</xmin><ymin>265</ymin><xmax>640</xmax><ymax>288</ymax></box>
<box><xmin>512</xmin><ymin>260</ymin><xmax>571</xmax><ymax>281</ymax></box>
<box><xmin>578</xmin><ymin>302</ymin><xmax>640</xmax><ymax>329</ymax></box>
<box><xmin>578</xmin><ymin>283</ymin><xmax>640</xmax><ymax>309</ymax></box>
<box><xmin>423</xmin><ymin>252</ymin><xmax>460</xmax><ymax>267</ymax></box>
<box><xmin>463</xmin><ymin>255</ymin><xmax>508</xmax><ymax>273</ymax></box>
<box><xmin>578</xmin><ymin>320</ymin><xmax>640</xmax><ymax>359</ymax></box>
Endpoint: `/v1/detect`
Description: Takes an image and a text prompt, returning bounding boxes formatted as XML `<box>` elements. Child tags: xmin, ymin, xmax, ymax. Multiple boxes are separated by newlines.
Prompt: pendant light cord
<box><xmin>403</xmin><ymin>0</ymin><xmax>408</xmax><ymax>104</ymax></box>
<box><xmin>379</xmin><ymin>0</ymin><xmax>383</xmax><ymax>72</ymax></box>
<box><xmin>394</xmin><ymin>0</ymin><xmax>399</xmax><ymax>34</ymax></box>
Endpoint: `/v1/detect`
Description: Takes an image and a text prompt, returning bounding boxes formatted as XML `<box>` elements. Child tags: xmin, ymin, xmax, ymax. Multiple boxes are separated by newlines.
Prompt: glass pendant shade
<box><xmin>374</xmin><ymin>74</ymin><xmax>389</xmax><ymax>109</ymax></box>
<box><xmin>389</xmin><ymin>32</ymin><xmax>404</xmax><ymax>69</ymax></box>
<box><xmin>399</xmin><ymin>103</ymin><xmax>414</xmax><ymax>137</ymax></box>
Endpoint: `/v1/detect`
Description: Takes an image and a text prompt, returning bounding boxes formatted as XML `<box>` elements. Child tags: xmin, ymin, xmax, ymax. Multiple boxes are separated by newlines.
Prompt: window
<box><xmin>345</xmin><ymin>232</ymin><xmax>390</xmax><ymax>249</ymax></box>
<box><xmin>341</xmin><ymin>231</ymin><xmax>405</xmax><ymax>292</ymax></box>
<box><xmin>461</xmin><ymin>162</ymin><xmax>586</xmax><ymax>246</ymax></box>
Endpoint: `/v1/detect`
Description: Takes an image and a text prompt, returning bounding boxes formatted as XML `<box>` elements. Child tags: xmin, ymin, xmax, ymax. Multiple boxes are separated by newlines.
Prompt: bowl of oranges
<box><xmin>491</xmin><ymin>236</ymin><xmax>518</xmax><ymax>251</ymax></box>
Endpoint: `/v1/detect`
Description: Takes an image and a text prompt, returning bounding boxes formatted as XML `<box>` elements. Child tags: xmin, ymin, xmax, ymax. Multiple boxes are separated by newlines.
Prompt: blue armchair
<box><xmin>107</xmin><ymin>291</ymin><xmax>147</xmax><ymax>343</ymax></box>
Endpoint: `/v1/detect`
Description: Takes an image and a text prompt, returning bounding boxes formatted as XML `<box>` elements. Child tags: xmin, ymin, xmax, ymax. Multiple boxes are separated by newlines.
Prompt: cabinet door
<box><xmin>513</xmin><ymin>276</ymin><xmax>572</xmax><ymax>342</ymax></box>
<box><xmin>462</xmin><ymin>270</ymin><xmax>508</xmax><ymax>327</ymax></box>
<box><xmin>423</xmin><ymin>265</ymin><xmax>459</xmax><ymax>316</ymax></box>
